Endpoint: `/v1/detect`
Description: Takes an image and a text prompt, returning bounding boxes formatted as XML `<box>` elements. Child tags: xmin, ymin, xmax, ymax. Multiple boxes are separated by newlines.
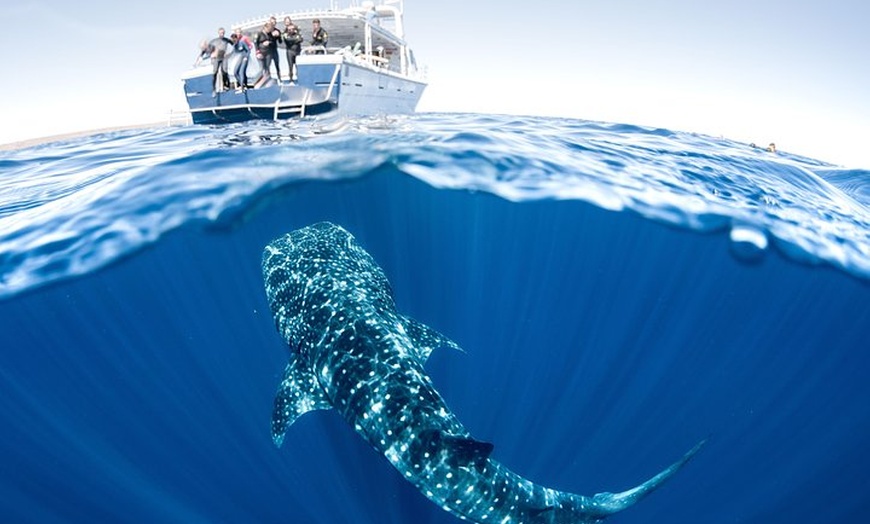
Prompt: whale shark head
<box><xmin>261</xmin><ymin>222</ymin><xmax>395</xmax><ymax>357</ymax></box>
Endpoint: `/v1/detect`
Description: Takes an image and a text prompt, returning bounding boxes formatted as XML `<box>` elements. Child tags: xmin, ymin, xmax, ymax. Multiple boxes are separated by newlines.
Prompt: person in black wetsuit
<box><xmin>282</xmin><ymin>17</ymin><xmax>303</xmax><ymax>82</ymax></box>
<box><xmin>255</xmin><ymin>21</ymin><xmax>275</xmax><ymax>86</ymax></box>
<box><xmin>208</xmin><ymin>27</ymin><xmax>233</xmax><ymax>94</ymax></box>
<box><xmin>311</xmin><ymin>19</ymin><xmax>328</xmax><ymax>54</ymax></box>
<box><xmin>268</xmin><ymin>16</ymin><xmax>282</xmax><ymax>81</ymax></box>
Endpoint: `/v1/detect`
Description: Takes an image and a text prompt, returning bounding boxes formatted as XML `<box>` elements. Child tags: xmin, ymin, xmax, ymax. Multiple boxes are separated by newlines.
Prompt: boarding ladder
<box><xmin>273</xmin><ymin>88</ymin><xmax>310</xmax><ymax>119</ymax></box>
<box><xmin>272</xmin><ymin>64</ymin><xmax>340</xmax><ymax>120</ymax></box>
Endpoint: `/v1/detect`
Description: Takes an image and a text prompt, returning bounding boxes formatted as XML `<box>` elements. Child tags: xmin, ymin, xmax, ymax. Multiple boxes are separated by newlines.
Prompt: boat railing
<box><xmin>368</xmin><ymin>55</ymin><xmax>389</xmax><ymax>67</ymax></box>
<box><xmin>301</xmin><ymin>45</ymin><xmax>330</xmax><ymax>55</ymax></box>
<box><xmin>297</xmin><ymin>44</ymin><xmax>398</xmax><ymax>74</ymax></box>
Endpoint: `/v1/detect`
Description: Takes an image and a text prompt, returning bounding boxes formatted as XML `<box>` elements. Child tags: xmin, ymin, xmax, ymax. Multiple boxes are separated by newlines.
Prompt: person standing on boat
<box><xmin>311</xmin><ymin>19</ymin><xmax>328</xmax><ymax>54</ymax></box>
<box><xmin>268</xmin><ymin>16</ymin><xmax>282</xmax><ymax>81</ymax></box>
<box><xmin>194</xmin><ymin>40</ymin><xmax>211</xmax><ymax>67</ymax></box>
<box><xmin>230</xmin><ymin>29</ymin><xmax>253</xmax><ymax>91</ymax></box>
<box><xmin>209</xmin><ymin>27</ymin><xmax>233</xmax><ymax>94</ymax></box>
<box><xmin>282</xmin><ymin>17</ymin><xmax>303</xmax><ymax>82</ymax></box>
<box><xmin>255</xmin><ymin>21</ymin><xmax>275</xmax><ymax>86</ymax></box>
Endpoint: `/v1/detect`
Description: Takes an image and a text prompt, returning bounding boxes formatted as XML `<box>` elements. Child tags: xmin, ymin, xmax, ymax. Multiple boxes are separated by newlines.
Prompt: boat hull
<box><xmin>183</xmin><ymin>58</ymin><xmax>426</xmax><ymax>124</ymax></box>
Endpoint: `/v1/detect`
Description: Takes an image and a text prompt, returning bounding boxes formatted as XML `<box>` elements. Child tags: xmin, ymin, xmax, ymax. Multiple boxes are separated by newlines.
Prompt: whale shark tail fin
<box><xmin>588</xmin><ymin>438</ymin><xmax>707</xmax><ymax>516</ymax></box>
<box><xmin>401</xmin><ymin>315</ymin><xmax>464</xmax><ymax>363</ymax></box>
<box><xmin>271</xmin><ymin>354</ymin><xmax>332</xmax><ymax>447</ymax></box>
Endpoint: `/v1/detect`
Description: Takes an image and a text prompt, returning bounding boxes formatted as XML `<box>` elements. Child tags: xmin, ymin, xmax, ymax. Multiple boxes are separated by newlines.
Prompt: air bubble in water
<box><xmin>729</xmin><ymin>225</ymin><xmax>768</xmax><ymax>264</ymax></box>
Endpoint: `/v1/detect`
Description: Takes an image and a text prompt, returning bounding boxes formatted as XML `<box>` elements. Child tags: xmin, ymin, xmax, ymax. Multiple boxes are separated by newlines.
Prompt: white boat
<box><xmin>182</xmin><ymin>1</ymin><xmax>425</xmax><ymax>124</ymax></box>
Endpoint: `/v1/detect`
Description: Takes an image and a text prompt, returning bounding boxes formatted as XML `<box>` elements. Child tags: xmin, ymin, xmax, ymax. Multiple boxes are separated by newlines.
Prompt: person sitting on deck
<box><xmin>311</xmin><ymin>19</ymin><xmax>328</xmax><ymax>54</ymax></box>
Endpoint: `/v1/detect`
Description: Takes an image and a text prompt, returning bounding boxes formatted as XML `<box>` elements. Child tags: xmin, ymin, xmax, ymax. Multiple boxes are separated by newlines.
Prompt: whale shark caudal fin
<box><xmin>271</xmin><ymin>354</ymin><xmax>331</xmax><ymax>447</ymax></box>
<box><xmin>587</xmin><ymin>438</ymin><xmax>708</xmax><ymax>516</ymax></box>
<box><xmin>400</xmin><ymin>315</ymin><xmax>463</xmax><ymax>363</ymax></box>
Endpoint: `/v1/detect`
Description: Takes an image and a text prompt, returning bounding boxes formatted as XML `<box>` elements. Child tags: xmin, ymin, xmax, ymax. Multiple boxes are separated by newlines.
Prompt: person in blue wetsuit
<box><xmin>230</xmin><ymin>29</ymin><xmax>253</xmax><ymax>91</ymax></box>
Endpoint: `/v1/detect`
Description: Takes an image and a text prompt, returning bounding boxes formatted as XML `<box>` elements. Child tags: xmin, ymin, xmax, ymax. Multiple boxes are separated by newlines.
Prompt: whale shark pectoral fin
<box><xmin>421</xmin><ymin>429</ymin><xmax>494</xmax><ymax>467</ymax></box>
<box><xmin>448</xmin><ymin>436</ymin><xmax>494</xmax><ymax>465</ymax></box>
<box><xmin>401</xmin><ymin>315</ymin><xmax>463</xmax><ymax>364</ymax></box>
<box><xmin>528</xmin><ymin>506</ymin><xmax>555</xmax><ymax>518</ymax></box>
<box><xmin>271</xmin><ymin>355</ymin><xmax>332</xmax><ymax>448</ymax></box>
<box><xmin>444</xmin><ymin>435</ymin><xmax>494</xmax><ymax>467</ymax></box>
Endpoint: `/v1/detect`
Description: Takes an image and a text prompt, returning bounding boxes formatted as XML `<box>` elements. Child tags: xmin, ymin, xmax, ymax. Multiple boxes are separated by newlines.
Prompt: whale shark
<box><xmin>262</xmin><ymin>222</ymin><xmax>704</xmax><ymax>523</ymax></box>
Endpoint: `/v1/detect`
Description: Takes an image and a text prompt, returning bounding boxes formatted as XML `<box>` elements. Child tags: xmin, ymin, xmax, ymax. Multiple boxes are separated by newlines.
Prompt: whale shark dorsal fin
<box><xmin>271</xmin><ymin>354</ymin><xmax>332</xmax><ymax>448</ymax></box>
<box><xmin>401</xmin><ymin>315</ymin><xmax>463</xmax><ymax>364</ymax></box>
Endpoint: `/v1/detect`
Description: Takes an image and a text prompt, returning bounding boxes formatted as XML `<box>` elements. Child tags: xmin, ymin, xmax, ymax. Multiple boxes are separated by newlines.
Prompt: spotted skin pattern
<box><xmin>262</xmin><ymin>222</ymin><xmax>704</xmax><ymax>523</ymax></box>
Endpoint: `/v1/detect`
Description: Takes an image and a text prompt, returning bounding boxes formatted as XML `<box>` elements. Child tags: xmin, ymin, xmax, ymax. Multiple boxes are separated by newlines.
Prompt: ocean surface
<box><xmin>1</xmin><ymin>113</ymin><xmax>868</xmax><ymax>523</ymax></box>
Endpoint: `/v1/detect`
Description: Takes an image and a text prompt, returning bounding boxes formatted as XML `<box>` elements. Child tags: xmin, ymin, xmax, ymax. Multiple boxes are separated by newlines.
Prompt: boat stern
<box><xmin>181</xmin><ymin>61</ymin><xmax>341</xmax><ymax>124</ymax></box>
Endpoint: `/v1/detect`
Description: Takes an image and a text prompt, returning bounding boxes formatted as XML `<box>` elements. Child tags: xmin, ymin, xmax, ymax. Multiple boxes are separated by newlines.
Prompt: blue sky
<box><xmin>2</xmin><ymin>1</ymin><xmax>868</xmax><ymax>167</ymax></box>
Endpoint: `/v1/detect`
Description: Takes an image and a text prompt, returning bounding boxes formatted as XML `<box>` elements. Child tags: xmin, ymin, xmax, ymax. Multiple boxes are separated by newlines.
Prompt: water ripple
<box><xmin>0</xmin><ymin>114</ymin><xmax>867</xmax><ymax>298</ymax></box>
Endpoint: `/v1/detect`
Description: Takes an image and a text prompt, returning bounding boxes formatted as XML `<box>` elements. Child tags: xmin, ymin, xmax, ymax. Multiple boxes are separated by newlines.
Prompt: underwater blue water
<box><xmin>0</xmin><ymin>113</ymin><xmax>868</xmax><ymax>523</ymax></box>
